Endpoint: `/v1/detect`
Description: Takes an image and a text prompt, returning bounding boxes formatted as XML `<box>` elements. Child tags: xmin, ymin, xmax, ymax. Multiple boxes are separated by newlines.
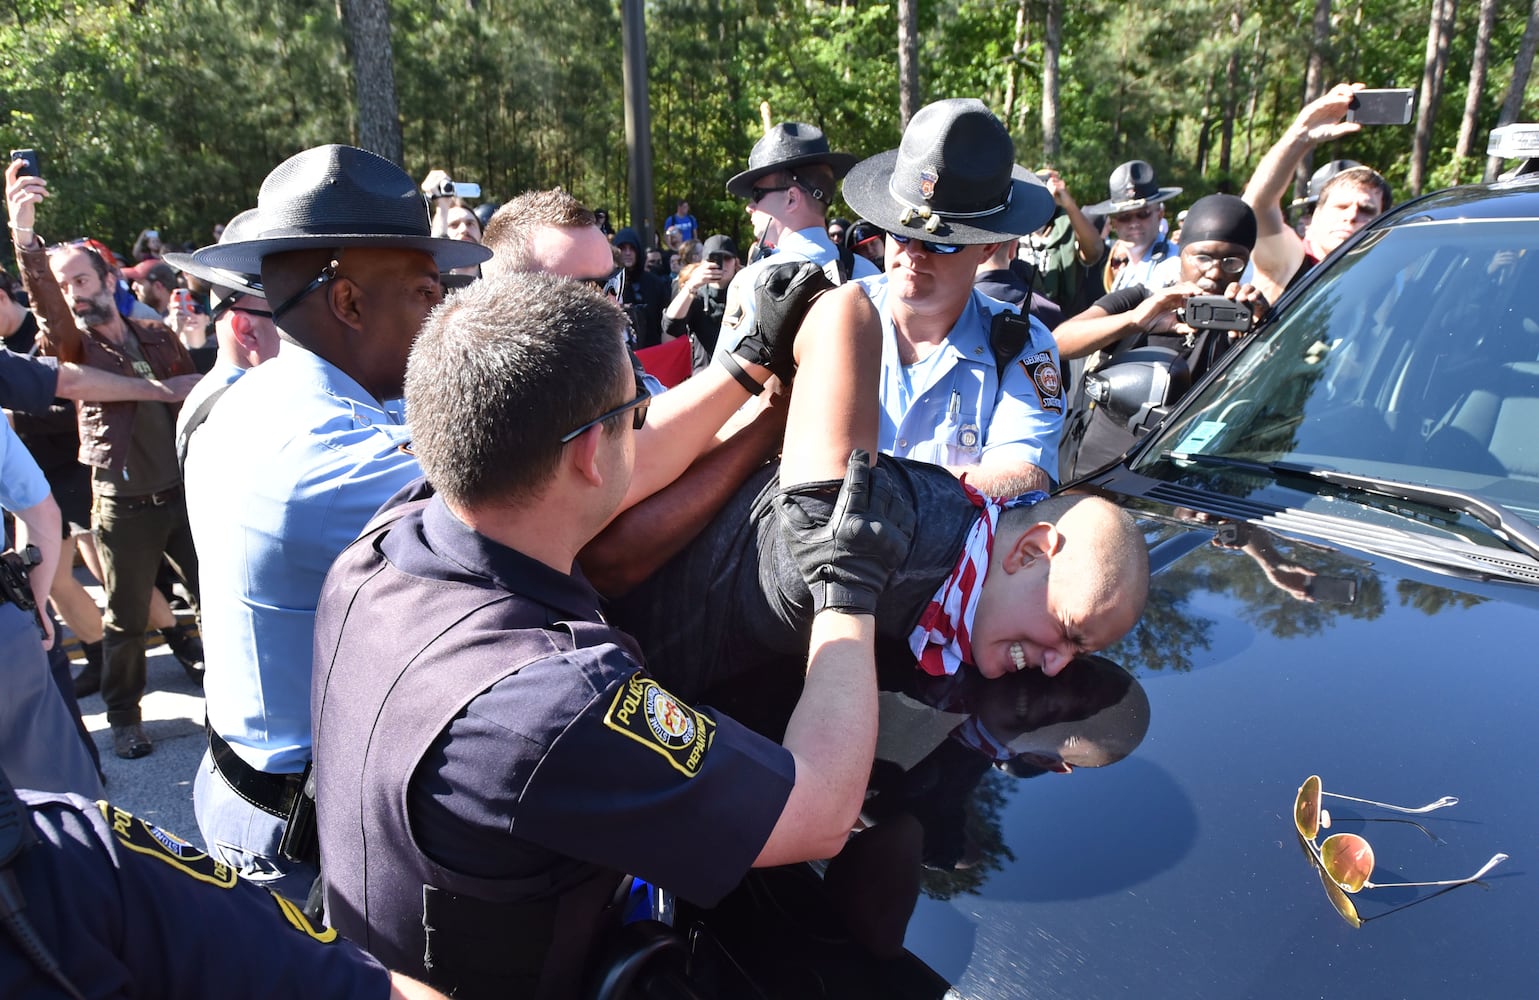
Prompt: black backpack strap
<box><xmin>175</xmin><ymin>381</ymin><xmax>234</xmax><ymax>476</ymax></box>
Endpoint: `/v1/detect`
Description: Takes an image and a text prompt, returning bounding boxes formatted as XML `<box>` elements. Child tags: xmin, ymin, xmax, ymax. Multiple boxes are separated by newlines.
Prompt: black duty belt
<box><xmin>102</xmin><ymin>485</ymin><xmax>184</xmax><ymax>511</ymax></box>
<box><xmin>208</xmin><ymin>726</ymin><xmax>305</xmax><ymax>819</ymax></box>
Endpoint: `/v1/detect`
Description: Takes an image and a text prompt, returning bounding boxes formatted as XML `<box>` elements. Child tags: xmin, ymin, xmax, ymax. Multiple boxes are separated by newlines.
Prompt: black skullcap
<box><xmin>1178</xmin><ymin>194</ymin><xmax>1257</xmax><ymax>250</ymax></box>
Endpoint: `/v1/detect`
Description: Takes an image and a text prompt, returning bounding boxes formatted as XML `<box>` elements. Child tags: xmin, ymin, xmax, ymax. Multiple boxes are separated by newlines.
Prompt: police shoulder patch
<box><xmin>97</xmin><ymin>800</ymin><xmax>237</xmax><ymax>888</ymax></box>
<box><xmin>270</xmin><ymin>889</ymin><xmax>338</xmax><ymax>943</ymax></box>
<box><xmin>1018</xmin><ymin>351</ymin><xmax>1064</xmax><ymax>414</ymax></box>
<box><xmin>603</xmin><ymin>672</ymin><xmax>715</xmax><ymax>778</ymax></box>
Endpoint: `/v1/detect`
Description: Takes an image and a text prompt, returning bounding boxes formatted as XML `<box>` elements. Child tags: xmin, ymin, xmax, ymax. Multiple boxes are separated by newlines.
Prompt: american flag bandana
<box><xmin>908</xmin><ymin>485</ymin><xmax>1048</xmax><ymax>677</ymax></box>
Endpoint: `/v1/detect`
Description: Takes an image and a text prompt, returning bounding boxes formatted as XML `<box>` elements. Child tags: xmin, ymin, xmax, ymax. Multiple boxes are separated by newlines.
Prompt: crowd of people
<box><xmin>1</xmin><ymin>82</ymin><xmax>1392</xmax><ymax>998</ymax></box>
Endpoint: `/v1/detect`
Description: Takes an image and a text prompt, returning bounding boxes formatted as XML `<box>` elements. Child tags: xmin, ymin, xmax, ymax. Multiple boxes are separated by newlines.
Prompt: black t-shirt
<box><xmin>609</xmin><ymin>456</ymin><xmax>979</xmax><ymax>702</ymax></box>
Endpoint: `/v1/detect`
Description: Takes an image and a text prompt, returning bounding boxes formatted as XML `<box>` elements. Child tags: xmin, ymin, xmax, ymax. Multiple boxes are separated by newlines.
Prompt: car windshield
<box><xmin>1137</xmin><ymin>216</ymin><xmax>1539</xmax><ymax>533</ymax></box>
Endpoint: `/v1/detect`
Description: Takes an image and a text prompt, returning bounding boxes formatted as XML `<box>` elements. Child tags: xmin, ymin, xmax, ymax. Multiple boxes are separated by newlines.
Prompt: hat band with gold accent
<box><xmin>889</xmin><ymin>179</ymin><xmax>1015</xmax><ymax>232</ymax></box>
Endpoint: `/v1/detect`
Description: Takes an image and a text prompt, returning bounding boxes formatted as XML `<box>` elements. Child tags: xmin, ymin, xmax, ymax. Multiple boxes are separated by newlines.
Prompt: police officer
<box><xmin>1083</xmin><ymin>160</ymin><xmax>1184</xmax><ymax>293</ymax></box>
<box><xmin>0</xmin><ymin>768</ymin><xmax>450</xmax><ymax>998</ymax></box>
<box><xmin>836</xmin><ymin>98</ymin><xmax>1065</xmax><ymax>495</ymax></box>
<box><xmin>182</xmin><ymin>146</ymin><xmax>491</xmax><ymax>903</ymax></box>
<box><xmin>0</xmin><ymin>418</ymin><xmax>101</xmax><ymax>798</ymax></box>
<box><xmin>713</xmin><ymin>120</ymin><xmax>879</xmax><ymax>390</ymax></box>
<box><xmin>311</xmin><ymin>271</ymin><xmax>913</xmax><ymax>999</ymax></box>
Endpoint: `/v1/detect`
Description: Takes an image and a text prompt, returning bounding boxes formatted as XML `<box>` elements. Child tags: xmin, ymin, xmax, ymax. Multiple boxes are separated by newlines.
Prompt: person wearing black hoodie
<box><xmin>612</xmin><ymin>227</ymin><xmax>670</xmax><ymax>348</ymax></box>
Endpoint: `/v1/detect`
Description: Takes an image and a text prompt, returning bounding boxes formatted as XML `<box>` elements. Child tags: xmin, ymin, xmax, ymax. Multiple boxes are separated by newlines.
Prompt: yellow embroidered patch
<box><xmin>97</xmin><ymin>801</ymin><xmax>237</xmax><ymax>888</ymax></box>
<box><xmin>602</xmin><ymin>673</ymin><xmax>715</xmax><ymax>777</ymax></box>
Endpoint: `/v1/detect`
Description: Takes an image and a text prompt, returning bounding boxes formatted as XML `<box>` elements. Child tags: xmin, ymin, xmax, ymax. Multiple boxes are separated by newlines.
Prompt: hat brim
<box><xmin>191</xmin><ymin>233</ymin><xmax>492</xmax><ymax>275</ymax></box>
<box><xmin>1084</xmin><ymin>187</ymin><xmax>1182</xmax><ymax>217</ymax></box>
<box><xmin>726</xmin><ymin>152</ymin><xmax>859</xmax><ymax>199</ymax></box>
<box><xmin>840</xmin><ymin>151</ymin><xmax>1056</xmax><ymax>245</ymax></box>
<box><xmin>162</xmin><ymin>252</ymin><xmax>264</xmax><ymax>299</ymax></box>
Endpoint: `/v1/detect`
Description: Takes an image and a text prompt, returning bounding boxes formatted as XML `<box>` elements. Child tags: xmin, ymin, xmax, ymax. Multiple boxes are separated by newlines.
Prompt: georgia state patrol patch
<box><xmin>603</xmin><ymin>672</ymin><xmax>715</xmax><ymax>777</ymax></box>
<box><xmin>97</xmin><ymin>800</ymin><xmax>237</xmax><ymax>888</ymax></box>
<box><xmin>1019</xmin><ymin>351</ymin><xmax>1065</xmax><ymax>414</ymax></box>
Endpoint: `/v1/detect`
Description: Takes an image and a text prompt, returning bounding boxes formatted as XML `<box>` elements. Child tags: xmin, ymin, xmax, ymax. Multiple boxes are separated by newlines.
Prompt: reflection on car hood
<box><xmin>898</xmin><ymin>503</ymin><xmax>1539</xmax><ymax>999</ymax></box>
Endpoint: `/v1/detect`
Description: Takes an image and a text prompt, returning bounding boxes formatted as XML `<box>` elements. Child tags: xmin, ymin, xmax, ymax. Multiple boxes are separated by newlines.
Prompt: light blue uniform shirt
<box><xmin>859</xmin><ymin>277</ymin><xmax>1066</xmax><ymax>483</ymax></box>
<box><xmin>1</xmin><ymin>420</ymin><xmax>50</xmax><ymax>513</ymax></box>
<box><xmin>186</xmin><ymin>345</ymin><xmax>419</xmax><ymax>773</ymax></box>
<box><xmin>1110</xmin><ymin>237</ymin><xmax>1181</xmax><ymax>292</ymax></box>
<box><xmin>714</xmin><ymin>225</ymin><xmax>880</xmax><ymax>362</ymax></box>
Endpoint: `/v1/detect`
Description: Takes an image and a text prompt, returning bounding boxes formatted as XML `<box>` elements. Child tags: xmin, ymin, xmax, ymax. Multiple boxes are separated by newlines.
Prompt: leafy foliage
<box><xmin>3</xmin><ymin>0</ymin><xmax>1537</xmax><ymax>256</ymax></box>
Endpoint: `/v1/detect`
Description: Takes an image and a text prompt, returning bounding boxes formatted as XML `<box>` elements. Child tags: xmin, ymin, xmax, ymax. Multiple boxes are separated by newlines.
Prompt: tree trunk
<box><xmin>1452</xmin><ymin>0</ymin><xmax>1498</xmax><ymax>180</ymax></box>
<box><xmin>898</xmin><ymin>0</ymin><xmax>919</xmax><ymax>128</ymax></box>
<box><xmin>338</xmin><ymin>0</ymin><xmax>402</xmax><ymax>165</ymax></box>
<box><xmin>1219</xmin><ymin>5</ymin><xmax>1242</xmax><ymax>176</ymax></box>
<box><xmin>1042</xmin><ymin>0</ymin><xmax>1063</xmax><ymax>162</ymax></box>
<box><xmin>1297</xmin><ymin>0</ymin><xmax>1333</xmax><ymax>204</ymax></box>
<box><xmin>1410</xmin><ymin>0</ymin><xmax>1458</xmax><ymax>197</ymax></box>
<box><xmin>1485</xmin><ymin>0</ymin><xmax>1539</xmax><ymax>181</ymax></box>
<box><xmin>1003</xmin><ymin>0</ymin><xmax>1025</xmax><ymax>128</ymax></box>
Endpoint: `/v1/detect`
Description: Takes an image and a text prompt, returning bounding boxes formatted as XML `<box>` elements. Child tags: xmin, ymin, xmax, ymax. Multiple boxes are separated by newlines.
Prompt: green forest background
<box><xmin>2</xmin><ymin>0</ymin><xmax>1535</xmax><ymax>258</ymax></box>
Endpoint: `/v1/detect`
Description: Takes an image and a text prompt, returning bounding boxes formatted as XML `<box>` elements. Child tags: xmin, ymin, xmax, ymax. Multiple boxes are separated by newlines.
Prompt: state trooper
<box><xmin>836</xmin><ymin>98</ymin><xmax>1066</xmax><ymax>495</ymax></box>
<box><xmin>1083</xmin><ymin>159</ymin><xmax>1184</xmax><ymax>293</ymax></box>
<box><xmin>183</xmin><ymin>145</ymin><xmax>491</xmax><ymax>903</ymax></box>
<box><xmin>713</xmin><ymin>120</ymin><xmax>880</xmax><ymax>392</ymax></box>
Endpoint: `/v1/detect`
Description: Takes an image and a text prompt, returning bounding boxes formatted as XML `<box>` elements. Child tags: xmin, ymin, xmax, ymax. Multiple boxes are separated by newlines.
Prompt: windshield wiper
<box><xmin>1163</xmin><ymin>450</ymin><xmax>1539</xmax><ymax>562</ymax></box>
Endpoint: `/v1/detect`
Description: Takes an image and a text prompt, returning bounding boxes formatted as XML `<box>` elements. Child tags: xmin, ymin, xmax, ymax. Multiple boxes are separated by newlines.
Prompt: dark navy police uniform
<box><xmin>1</xmin><ymin>790</ymin><xmax>391</xmax><ymax>999</ymax></box>
<box><xmin>312</xmin><ymin>491</ymin><xmax>796</xmax><ymax>1000</ymax></box>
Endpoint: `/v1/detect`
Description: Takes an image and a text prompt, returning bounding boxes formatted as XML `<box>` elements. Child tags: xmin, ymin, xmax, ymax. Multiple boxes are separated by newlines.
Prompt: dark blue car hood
<box><xmin>900</xmin><ymin>498</ymin><xmax>1539</xmax><ymax>999</ymax></box>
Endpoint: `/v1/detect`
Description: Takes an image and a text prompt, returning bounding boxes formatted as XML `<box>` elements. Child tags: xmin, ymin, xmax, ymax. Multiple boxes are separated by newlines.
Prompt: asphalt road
<box><xmin>65</xmin><ymin>588</ymin><xmax>206</xmax><ymax>845</ymax></box>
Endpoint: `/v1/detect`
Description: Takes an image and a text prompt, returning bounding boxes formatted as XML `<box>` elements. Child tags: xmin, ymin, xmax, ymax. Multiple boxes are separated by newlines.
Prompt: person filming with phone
<box><xmin>1054</xmin><ymin>194</ymin><xmax>1269</xmax><ymax>479</ymax></box>
<box><xmin>662</xmin><ymin>233</ymin><xmax>739</xmax><ymax>371</ymax></box>
<box><xmin>6</xmin><ymin>152</ymin><xmax>204</xmax><ymax>763</ymax></box>
<box><xmin>1242</xmin><ymin>82</ymin><xmax>1395</xmax><ymax>303</ymax></box>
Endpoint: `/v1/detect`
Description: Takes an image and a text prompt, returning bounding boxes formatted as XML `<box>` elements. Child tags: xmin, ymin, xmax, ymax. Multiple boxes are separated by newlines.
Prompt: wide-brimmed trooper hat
<box><xmin>1084</xmin><ymin>160</ymin><xmax>1183</xmax><ymax>216</ymax></box>
<box><xmin>726</xmin><ymin>123</ymin><xmax>859</xmax><ymax>200</ymax></box>
<box><xmin>164</xmin><ymin>208</ymin><xmax>264</xmax><ymax>305</ymax></box>
<box><xmin>841</xmin><ymin>98</ymin><xmax>1055</xmax><ymax>245</ymax></box>
<box><xmin>191</xmin><ymin>145</ymin><xmax>491</xmax><ymax>274</ymax></box>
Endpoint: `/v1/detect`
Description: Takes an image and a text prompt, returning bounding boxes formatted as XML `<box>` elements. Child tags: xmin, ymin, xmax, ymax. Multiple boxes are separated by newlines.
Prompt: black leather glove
<box><xmin>776</xmin><ymin>450</ymin><xmax>916</xmax><ymax>617</ymax></box>
<box><xmin>730</xmin><ymin>259</ymin><xmax>834</xmax><ymax>383</ymax></box>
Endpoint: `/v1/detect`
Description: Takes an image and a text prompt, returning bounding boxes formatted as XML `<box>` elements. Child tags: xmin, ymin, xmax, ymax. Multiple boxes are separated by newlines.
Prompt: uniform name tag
<box><xmin>603</xmin><ymin>673</ymin><xmax>715</xmax><ymax>777</ymax></box>
<box><xmin>1019</xmin><ymin>351</ymin><xmax>1064</xmax><ymax>414</ymax></box>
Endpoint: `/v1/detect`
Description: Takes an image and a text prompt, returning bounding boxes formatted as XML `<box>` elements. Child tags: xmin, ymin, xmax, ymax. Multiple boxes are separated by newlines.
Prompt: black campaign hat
<box><xmin>841</xmin><ymin>98</ymin><xmax>1055</xmax><ymax>245</ymax></box>
<box><xmin>726</xmin><ymin>123</ymin><xmax>858</xmax><ymax>199</ymax></box>
<box><xmin>191</xmin><ymin>145</ymin><xmax>492</xmax><ymax>274</ymax></box>
<box><xmin>163</xmin><ymin>208</ymin><xmax>265</xmax><ymax>303</ymax></box>
<box><xmin>1084</xmin><ymin>160</ymin><xmax>1183</xmax><ymax>216</ymax></box>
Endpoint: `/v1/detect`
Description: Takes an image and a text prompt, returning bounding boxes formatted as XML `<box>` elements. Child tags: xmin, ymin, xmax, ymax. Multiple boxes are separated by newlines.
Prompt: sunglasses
<box><xmin>211</xmin><ymin>292</ymin><xmax>272</xmax><ymax>320</ymax></box>
<box><xmin>559</xmin><ymin>372</ymin><xmax>651</xmax><ymax>444</ymax></box>
<box><xmin>1293</xmin><ymin>775</ymin><xmax>1507</xmax><ymax>927</ymax></box>
<box><xmin>1111</xmin><ymin>208</ymin><xmax>1156</xmax><ymax>224</ymax></box>
<box><xmin>271</xmin><ymin>256</ymin><xmax>342</xmax><ymax>322</ymax></box>
<box><xmin>1186</xmin><ymin>252</ymin><xmax>1247</xmax><ymax>275</ymax></box>
<box><xmin>887</xmin><ymin>232</ymin><xmax>966</xmax><ymax>255</ymax></box>
<box><xmin>748</xmin><ymin>185</ymin><xmax>791</xmax><ymax>205</ymax></box>
<box><xmin>1109</xmin><ymin>255</ymin><xmax>1130</xmax><ymax>269</ymax></box>
<box><xmin>582</xmin><ymin>267</ymin><xmax>625</xmax><ymax>303</ymax></box>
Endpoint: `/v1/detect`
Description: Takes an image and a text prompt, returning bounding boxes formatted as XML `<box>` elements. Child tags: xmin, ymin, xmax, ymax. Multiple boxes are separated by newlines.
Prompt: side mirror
<box><xmin>1084</xmin><ymin>347</ymin><xmax>1192</xmax><ymax>433</ymax></box>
